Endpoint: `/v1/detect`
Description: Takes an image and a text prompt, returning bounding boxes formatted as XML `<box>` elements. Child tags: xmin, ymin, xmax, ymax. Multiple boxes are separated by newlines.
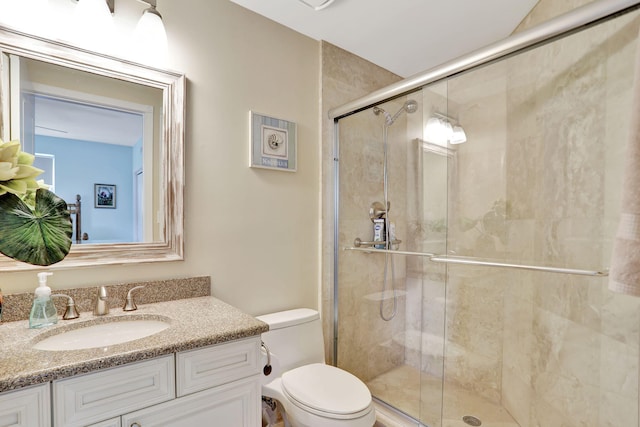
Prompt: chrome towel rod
<box><xmin>344</xmin><ymin>247</ymin><xmax>609</xmax><ymax>277</ymax></box>
<box><xmin>328</xmin><ymin>0</ymin><xmax>640</xmax><ymax>120</ymax></box>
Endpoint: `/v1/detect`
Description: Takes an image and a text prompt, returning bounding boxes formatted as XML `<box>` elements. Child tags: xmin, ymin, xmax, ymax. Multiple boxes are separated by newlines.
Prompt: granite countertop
<box><xmin>0</xmin><ymin>296</ymin><xmax>268</xmax><ymax>393</ymax></box>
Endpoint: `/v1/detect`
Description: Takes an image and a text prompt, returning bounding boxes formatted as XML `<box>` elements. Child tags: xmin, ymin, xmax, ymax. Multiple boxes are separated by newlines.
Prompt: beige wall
<box><xmin>0</xmin><ymin>0</ymin><xmax>320</xmax><ymax>317</ymax></box>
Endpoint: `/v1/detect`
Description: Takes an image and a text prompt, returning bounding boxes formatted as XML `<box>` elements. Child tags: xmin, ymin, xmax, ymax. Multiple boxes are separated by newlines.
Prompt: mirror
<box><xmin>0</xmin><ymin>26</ymin><xmax>185</xmax><ymax>271</ymax></box>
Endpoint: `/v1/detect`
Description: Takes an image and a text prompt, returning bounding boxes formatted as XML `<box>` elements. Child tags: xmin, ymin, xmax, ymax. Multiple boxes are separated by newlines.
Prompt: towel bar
<box><xmin>344</xmin><ymin>247</ymin><xmax>609</xmax><ymax>277</ymax></box>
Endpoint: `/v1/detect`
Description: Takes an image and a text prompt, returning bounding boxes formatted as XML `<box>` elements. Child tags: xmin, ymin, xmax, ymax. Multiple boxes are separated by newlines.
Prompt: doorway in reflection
<box><xmin>29</xmin><ymin>95</ymin><xmax>147</xmax><ymax>244</ymax></box>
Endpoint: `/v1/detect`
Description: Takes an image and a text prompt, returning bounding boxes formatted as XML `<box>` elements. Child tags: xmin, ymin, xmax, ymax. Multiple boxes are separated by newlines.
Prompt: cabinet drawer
<box><xmin>0</xmin><ymin>384</ymin><xmax>50</xmax><ymax>427</ymax></box>
<box><xmin>122</xmin><ymin>375</ymin><xmax>261</xmax><ymax>427</ymax></box>
<box><xmin>53</xmin><ymin>355</ymin><xmax>174</xmax><ymax>427</ymax></box>
<box><xmin>86</xmin><ymin>417</ymin><xmax>120</xmax><ymax>427</ymax></box>
<box><xmin>176</xmin><ymin>337</ymin><xmax>261</xmax><ymax>397</ymax></box>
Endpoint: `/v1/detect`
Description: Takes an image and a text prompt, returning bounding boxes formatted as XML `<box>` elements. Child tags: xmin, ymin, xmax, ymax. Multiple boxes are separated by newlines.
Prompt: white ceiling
<box><xmin>35</xmin><ymin>96</ymin><xmax>143</xmax><ymax>146</ymax></box>
<box><xmin>230</xmin><ymin>0</ymin><xmax>540</xmax><ymax>78</ymax></box>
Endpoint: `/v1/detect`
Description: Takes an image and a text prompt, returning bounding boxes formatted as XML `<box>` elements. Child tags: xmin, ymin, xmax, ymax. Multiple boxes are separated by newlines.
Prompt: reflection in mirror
<box><xmin>12</xmin><ymin>56</ymin><xmax>162</xmax><ymax>244</ymax></box>
<box><xmin>0</xmin><ymin>26</ymin><xmax>184</xmax><ymax>271</ymax></box>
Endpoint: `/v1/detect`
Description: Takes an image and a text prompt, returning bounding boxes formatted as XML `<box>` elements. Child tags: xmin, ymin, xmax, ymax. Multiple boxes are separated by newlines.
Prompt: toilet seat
<box><xmin>281</xmin><ymin>363</ymin><xmax>372</xmax><ymax>420</ymax></box>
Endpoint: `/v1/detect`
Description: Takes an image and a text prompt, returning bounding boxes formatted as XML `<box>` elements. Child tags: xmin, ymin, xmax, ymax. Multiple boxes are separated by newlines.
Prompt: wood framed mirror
<box><xmin>0</xmin><ymin>26</ymin><xmax>184</xmax><ymax>271</ymax></box>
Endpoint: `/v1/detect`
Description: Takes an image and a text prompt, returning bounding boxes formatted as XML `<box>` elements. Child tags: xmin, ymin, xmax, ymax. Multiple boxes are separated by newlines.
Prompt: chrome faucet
<box><xmin>51</xmin><ymin>294</ymin><xmax>80</xmax><ymax>320</ymax></box>
<box><xmin>123</xmin><ymin>286</ymin><xmax>145</xmax><ymax>311</ymax></box>
<box><xmin>93</xmin><ymin>286</ymin><xmax>109</xmax><ymax>316</ymax></box>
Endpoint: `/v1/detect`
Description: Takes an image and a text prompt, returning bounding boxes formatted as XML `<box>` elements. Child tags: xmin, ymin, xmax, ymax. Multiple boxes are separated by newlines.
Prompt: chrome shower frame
<box><xmin>330</xmin><ymin>0</ymin><xmax>640</xmax><ymax>367</ymax></box>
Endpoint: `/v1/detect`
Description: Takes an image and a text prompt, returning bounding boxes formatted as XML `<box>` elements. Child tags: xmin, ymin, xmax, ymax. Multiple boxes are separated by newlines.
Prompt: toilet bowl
<box><xmin>257</xmin><ymin>309</ymin><xmax>375</xmax><ymax>427</ymax></box>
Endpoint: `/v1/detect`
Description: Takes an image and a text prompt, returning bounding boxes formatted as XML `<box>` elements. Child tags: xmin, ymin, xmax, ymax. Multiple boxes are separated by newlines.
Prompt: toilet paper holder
<box><xmin>261</xmin><ymin>341</ymin><xmax>272</xmax><ymax>376</ymax></box>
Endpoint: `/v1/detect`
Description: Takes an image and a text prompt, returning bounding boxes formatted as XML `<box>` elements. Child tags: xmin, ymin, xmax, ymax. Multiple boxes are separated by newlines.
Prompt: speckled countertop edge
<box><xmin>0</xmin><ymin>296</ymin><xmax>268</xmax><ymax>393</ymax></box>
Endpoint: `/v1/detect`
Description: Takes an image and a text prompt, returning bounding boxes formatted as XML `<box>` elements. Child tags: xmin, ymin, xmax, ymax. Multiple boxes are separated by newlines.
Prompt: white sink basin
<box><xmin>33</xmin><ymin>318</ymin><xmax>171</xmax><ymax>351</ymax></box>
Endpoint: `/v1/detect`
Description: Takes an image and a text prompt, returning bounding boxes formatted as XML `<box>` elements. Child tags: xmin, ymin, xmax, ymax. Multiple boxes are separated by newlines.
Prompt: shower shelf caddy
<box><xmin>345</xmin><ymin>243</ymin><xmax>609</xmax><ymax>277</ymax></box>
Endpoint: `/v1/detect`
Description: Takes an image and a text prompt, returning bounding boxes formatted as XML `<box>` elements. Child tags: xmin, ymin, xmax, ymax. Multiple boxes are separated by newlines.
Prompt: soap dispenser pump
<box><xmin>29</xmin><ymin>272</ymin><xmax>58</xmax><ymax>329</ymax></box>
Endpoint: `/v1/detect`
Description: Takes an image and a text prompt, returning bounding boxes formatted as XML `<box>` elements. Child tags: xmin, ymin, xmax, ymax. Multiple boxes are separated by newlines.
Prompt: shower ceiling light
<box><xmin>450</xmin><ymin>125</ymin><xmax>467</xmax><ymax>144</ymax></box>
<box><xmin>442</xmin><ymin>119</ymin><xmax>453</xmax><ymax>138</ymax></box>
<box><xmin>424</xmin><ymin>117</ymin><xmax>444</xmax><ymax>146</ymax></box>
<box><xmin>424</xmin><ymin>114</ymin><xmax>466</xmax><ymax>146</ymax></box>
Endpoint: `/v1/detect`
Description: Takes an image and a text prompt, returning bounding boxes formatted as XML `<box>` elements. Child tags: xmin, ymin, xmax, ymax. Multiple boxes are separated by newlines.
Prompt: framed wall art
<box><xmin>250</xmin><ymin>111</ymin><xmax>297</xmax><ymax>172</ymax></box>
<box><xmin>94</xmin><ymin>183</ymin><xmax>116</xmax><ymax>208</ymax></box>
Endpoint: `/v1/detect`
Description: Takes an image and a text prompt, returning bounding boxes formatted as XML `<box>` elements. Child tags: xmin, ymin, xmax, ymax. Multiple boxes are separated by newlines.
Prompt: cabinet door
<box><xmin>121</xmin><ymin>375</ymin><xmax>261</xmax><ymax>427</ymax></box>
<box><xmin>0</xmin><ymin>384</ymin><xmax>50</xmax><ymax>427</ymax></box>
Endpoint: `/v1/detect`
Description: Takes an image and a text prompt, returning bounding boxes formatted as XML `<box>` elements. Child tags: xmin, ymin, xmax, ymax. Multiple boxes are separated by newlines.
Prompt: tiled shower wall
<box><xmin>335</xmin><ymin>102</ymin><xmax>413</xmax><ymax>382</ymax></box>
<box><xmin>444</xmin><ymin>3</ymin><xmax>640</xmax><ymax>425</ymax></box>
<box><xmin>320</xmin><ymin>42</ymin><xmax>402</xmax><ymax>365</ymax></box>
<box><xmin>502</xmin><ymin>6</ymin><xmax>640</xmax><ymax>427</ymax></box>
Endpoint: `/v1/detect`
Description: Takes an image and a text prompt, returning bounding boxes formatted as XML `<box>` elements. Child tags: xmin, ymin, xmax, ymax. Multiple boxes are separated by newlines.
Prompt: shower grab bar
<box><xmin>344</xmin><ymin>246</ymin><xmax>609</xmax><ymax>277</ymax></box>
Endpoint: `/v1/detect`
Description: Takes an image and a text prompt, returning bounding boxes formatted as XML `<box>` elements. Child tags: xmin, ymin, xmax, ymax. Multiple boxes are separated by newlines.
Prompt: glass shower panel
<box><xmin>413</xmin><ymin>81</ymin><xmax>451</xmax><ymax>427</ymax></box>
<box><xmin>336</xmin><ymin>96</ymin><xmax>442</xmax><ymax>423</ymax></box>
<box><xmin>438</xmin><ymin>8</ymin><xmax>640</xmax><ymax>427</ymax></box>
<box><xmin>335</xmin><ymin>8</ymin><xmax>640</xmax><ymax>427</ymax></box>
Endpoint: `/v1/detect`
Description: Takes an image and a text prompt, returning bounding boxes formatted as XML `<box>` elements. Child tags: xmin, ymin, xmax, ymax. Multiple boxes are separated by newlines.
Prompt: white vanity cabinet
<box><xmin>52</xmin><ymin>337</ymin><xmax>262</xmax><ymax>427</ymax></box>
<box><xmin>121</xmin><ymin>376</ymin><xmax>260</xmax><ymax>426</ymax></box>
<box><xmin>0</xmin><ymin>383</ymin><xmax>50</xmax><ymax>427</ymax></box>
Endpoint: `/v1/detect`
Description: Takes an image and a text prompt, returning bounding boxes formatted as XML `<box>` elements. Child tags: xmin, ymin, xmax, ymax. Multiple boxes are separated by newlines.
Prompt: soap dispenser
<box><xmin>29</xmin><ymin>272</ymin><xmax>58</xmax><ymax>329</ymax></box>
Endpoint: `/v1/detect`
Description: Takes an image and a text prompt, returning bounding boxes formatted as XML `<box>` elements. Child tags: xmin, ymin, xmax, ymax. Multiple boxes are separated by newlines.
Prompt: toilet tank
<box><xmin>257</xmin><ymin>308</ymin><xmax>325</xmax><ymax>374</ymax></box>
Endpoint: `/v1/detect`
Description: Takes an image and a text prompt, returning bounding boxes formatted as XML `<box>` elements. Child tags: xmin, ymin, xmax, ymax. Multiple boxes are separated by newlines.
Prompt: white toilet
<box><xmin>256</xmin><ymin>308</ymin><xmax>376</xmax><ymax>427</ymax></box>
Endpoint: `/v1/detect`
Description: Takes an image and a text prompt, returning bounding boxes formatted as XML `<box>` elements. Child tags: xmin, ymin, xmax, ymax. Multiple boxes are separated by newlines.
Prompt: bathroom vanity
<box><xmin>0</xmin><ymin>296</ymin><xmax>268</xmax><ymax>427</ymax></box>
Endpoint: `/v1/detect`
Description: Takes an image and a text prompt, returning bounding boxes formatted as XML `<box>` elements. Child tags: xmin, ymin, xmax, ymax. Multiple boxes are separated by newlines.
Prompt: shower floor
<box><xmin>367</xmin><ymin>365</ymin><xmax>520</xmax><ymax>427</ymax></box>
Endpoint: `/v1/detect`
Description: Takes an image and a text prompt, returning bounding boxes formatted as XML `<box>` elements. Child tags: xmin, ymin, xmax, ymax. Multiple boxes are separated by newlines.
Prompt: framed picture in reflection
<box><xmin>94</xmin><ymin>184</ymin><xmax>116</xmax><ymax>208</ymax></box>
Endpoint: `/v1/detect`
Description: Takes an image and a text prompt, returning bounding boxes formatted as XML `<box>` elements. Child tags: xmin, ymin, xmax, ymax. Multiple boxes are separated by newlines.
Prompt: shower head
<box><xmin>374</xmin><ymin>100</ymin><xmax>419</xmax><ymax>126</ymax></box>
<box><xmin>404</xmin><ymin>100</ymin><xmax>418</xmax><ymax>114</ymax></box>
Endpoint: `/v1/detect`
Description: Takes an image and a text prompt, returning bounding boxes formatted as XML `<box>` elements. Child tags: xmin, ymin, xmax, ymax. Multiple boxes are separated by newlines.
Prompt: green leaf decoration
<box><xmin>0</xmin><ymin>188</ymin><xmax>72</xmax><ymax>266</ymax></box>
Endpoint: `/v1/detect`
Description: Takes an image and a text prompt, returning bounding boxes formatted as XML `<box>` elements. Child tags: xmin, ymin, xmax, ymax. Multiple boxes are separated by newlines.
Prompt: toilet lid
<box><xmin>281</xmin><ymin>363</ymin><xmax>371</xmax><ymax>416</ymax></box>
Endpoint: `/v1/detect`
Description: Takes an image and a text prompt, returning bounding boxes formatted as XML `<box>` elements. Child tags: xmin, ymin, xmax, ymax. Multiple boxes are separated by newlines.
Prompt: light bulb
<box><xmin>424</xmin><ymin>117</ymin><xmax>446</xmax><ymax>146</ymax></box>
<box><xmin>450</xmin><ymin>125</ymin><xmax>467</xmax><ymax>144</ymax></box>
<box><xmin>442</xmin><ymin>119</ymin><xmax>453</xmax><ymax>142</ymax></box>
<box><xmin>132</xmin><ymin>9</ymin><xmax>169</xmax><ymax>68</ymax></box>
<box><xmin>72</xmin><ymin>0</ymin><xmax>114</xmax><ymax>54</ymax></box>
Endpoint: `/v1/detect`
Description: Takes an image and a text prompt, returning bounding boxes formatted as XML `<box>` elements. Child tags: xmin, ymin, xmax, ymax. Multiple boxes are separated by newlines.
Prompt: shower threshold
<box><xmin>367</xmin><ymin>365</ymin><xmax>520</xmax><ymax>427</ymax></box>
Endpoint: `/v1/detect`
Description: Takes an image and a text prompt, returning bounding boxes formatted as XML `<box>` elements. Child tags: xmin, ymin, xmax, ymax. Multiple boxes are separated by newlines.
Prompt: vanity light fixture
<box><xmin>72</xmin><ymin>0</ymin><xmax>115</xmax><ymax>53</ymax></box>
<box><xmin>133</xmin><ymin>0</ymin><xmax>168</xmax><ymax>66</ymax></box>
<box><xmin>72</xmin><ymin>0</ymin><xmax>114</xmax><ymax>14</ymax></box>
<box><xmin>450</xmin><ymin>125</ymin><xmax>467</xmax><ymax>145</ymax></box>
<box><xmin>137</xmin><ymin>0</ymin><xmax>163</xmax><ymax>22</ymax></box>
<box><xmin>424</xmin><ymin>113</ymin><xmax>467</xmax><ymax>146</ymax></box>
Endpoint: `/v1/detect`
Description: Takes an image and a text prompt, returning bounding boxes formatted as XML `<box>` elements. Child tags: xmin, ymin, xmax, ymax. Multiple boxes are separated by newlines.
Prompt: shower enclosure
<box><xmin>331</xmin><ymin>1</ymin><xmax>640</xmax><ymax>426</ymax></box>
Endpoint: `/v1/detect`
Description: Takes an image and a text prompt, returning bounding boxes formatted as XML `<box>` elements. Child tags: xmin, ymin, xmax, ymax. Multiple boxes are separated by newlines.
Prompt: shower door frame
<box><xmin>332</xmin><ymin>0</ymin><xmax>640</xmax><ymax>364</ymax></box>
